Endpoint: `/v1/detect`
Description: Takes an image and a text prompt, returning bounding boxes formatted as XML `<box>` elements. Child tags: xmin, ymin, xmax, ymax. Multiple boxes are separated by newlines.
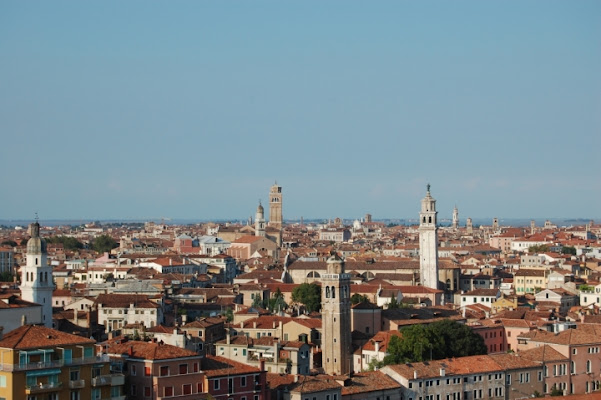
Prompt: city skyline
<box><xmin>1</xmin><ymin>1</ymin><xmax>600</xmax><ymax>220</ymax></box>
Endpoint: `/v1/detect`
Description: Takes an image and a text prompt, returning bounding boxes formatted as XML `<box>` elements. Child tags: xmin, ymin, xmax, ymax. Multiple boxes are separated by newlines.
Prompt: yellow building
<box><xmin>0</xmin><ymin>325</ymin><xmax>125</xmax><ymax>400</ymax></box>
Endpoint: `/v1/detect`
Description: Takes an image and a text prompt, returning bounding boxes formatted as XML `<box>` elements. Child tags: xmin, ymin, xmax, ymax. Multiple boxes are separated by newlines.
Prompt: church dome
<box><xmin>257</xmin><ymin>203</ymin><xmax>264</xmax><ymax>213</ymax></box>
<box><xmin>27</xmin><ymin>222</ymin><xmax>47</xmax><ymax>254</ymax></box>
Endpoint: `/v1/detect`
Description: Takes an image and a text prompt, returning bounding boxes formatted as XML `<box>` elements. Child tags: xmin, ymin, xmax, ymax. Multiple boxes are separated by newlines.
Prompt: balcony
<box><xmin>0</xmin><ymin>354</ymin><xmax>110</xmax><ymax>372</ymax></box>
<box><xmin>92</xmin><ymin>374</ymin><xmax>125</xmax><ymax>387</ymax></box>
<box><xmin>25</xmin><ymin>382</ymin><xmax>62</xmax><ymax>394</ymax></box>
<box><xmin>69</xmin><ymin>379</ymin><xmax>86</xmax><ymax>389</ymax></box>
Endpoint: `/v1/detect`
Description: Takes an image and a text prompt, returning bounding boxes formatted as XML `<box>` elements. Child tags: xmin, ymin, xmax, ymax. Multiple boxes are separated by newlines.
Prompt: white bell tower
<box><xmin>255</xmin><ymin>202</ymin><xmax>266</xmax><ymax>237</ymax></box>
<box><xmin>419</xmin><ymin>184</ymin><xmax>439</xmax><ymax>290</ymax></box>
<box><xmin>21</xmin><ymin>220</ymin><xmax>54</xmax><ymax>327</ymax></box>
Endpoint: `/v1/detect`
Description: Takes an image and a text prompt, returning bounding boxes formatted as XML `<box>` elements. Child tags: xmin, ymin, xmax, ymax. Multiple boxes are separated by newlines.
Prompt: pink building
<box><xmin>517</xmin><ymin>327</ymin><xmax>601</xmax><ymax>395</ymax></box>
<box><xmin>104</xmin><ymin>339</ymin><xmax>206</xmax><ymax>399</ymax></box>
<box><xmin>202</xmin><ymin>355</ymin><xmax>268</xmax><ymax>400</ymax></box>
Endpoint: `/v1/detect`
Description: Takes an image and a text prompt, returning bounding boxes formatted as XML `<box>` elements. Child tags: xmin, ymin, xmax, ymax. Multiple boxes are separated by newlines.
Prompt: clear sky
<box><xmin>1</xmin><ymin>1</ymin><xmax>600</xmax><ymax>222</ymax></box>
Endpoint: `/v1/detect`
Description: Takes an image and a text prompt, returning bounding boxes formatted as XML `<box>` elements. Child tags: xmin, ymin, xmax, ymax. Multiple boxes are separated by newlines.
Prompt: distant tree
<box><xmin>378</xmin><ymin>319</ymin><xmax>487</xmax><ymax>367</ymax></box>
<box><xmin>387</xmin><ymin>294</ymin><xmax>400</xmax><ymax>309</ymax></box>
<box><xmin>528</xmin><ymin>244</ymin><xmax>549</xmax><ymax>253</ymax></box>
<box><xmin>252</xmin><ymin>293</ymin><xmax>265</xmax><ymax>309</ymax></box>
<box><xmin>1</xmin><ymin>240</ymin><xmax>17</xmax><ymax>247</ymax></box>
<box><xmin>291</xmin><ymin>283</ymin><xmax>321</xmax><ymax>313</ymax></box>
<box><xmin>427</xmin><ymin>319</ymin><xmax>487</xmax><ymax>358</ymax></box>
<box><xmin>46</xmin><ymin>236</ymin><xmax>84</xmax><ymax>251</ymax></box>
<box><xmin>561</xmin><ymin>246</ymin><xmax>576</xmax><ymax>255</ymax></box>
<box><xmin>0</xmin><ymin>272</ymin><xmax>14</xmax><ymax>282</ymax></box>
<box><xmin>224</xmin><ymin>308</ymin><xmax>234</xmax><ymax>322</ymax></box>
<box><xmin>579</xmin><ymin>284</ymin><xmax>593</xmax><ymax>292</ymax></box>
<box><xmin>351</xmin><ymin>293</ymin><xmax>370</xmax><ymax>305</ymax></box>
<box><xmin>92</xmin><ymin>234</ymin><xmax>118</xmax><ymax>253</ymax></box>
<box><xmin>550</xmin><ymin>385</ymin><xmax>563</xmax><ymax>396</ymax></box>
<box><xmin>268</xmin><ymin>288</ymin><xmax>287</xmax><ymax>312</ymax></box>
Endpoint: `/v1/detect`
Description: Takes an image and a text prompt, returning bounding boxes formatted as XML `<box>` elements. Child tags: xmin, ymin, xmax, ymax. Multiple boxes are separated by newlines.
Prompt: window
<box><xmin>160</xmin><ymin>366</ymin><xmax>169</xmax><ymax>376</ymax></box>
<box><xmin>242</xmin><ymin>376</ymin><xmax>247</xmax><ymax>387</ymax></box>
<box><xmin>179</xmin><ymin>364</ymin><xmax>188</xmax><ymax>375</ymax></box>
<box><xmin>164</xmin><ymin>387</ymin><xmax>173</xmax><ymax>397</ymax></box>
<box><xmin>183</xmin><ymin>384</ymin><xmax>192</xmax><ymax>395</ymax></box>
<box><xmin>145</xmin><ymin>366</ymin><xmax>151</xmax><ymax>376</ymax></box>
<box><xmin>131</xmin><ymin>365</ymin><xmax>136</xmax><ymax>376</ymax></box>
<box><xmin>131</xmin><ymin>385</ymin><xmax>137</xmax><ymax>396</ymax></box>
<box><xmin>214</xmin><ymin>379</ymin><xmax>220</xmax><ymax>390</ymax></box>
<box><xmin>144</xmin><ymin>387</ymin><xmax>151</xmax><ymax>397</ymax></box>
<box><xmin>70</xmin><ymin>369</ymin><xmax>80</xmax><ymax>381</ymax></box>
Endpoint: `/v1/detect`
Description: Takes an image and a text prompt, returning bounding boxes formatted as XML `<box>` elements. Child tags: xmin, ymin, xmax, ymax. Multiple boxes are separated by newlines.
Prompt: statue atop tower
<box><xmin>419</xmin><ymin>184</ymin><xmax>439</xmax><ymax>290</ymax></box>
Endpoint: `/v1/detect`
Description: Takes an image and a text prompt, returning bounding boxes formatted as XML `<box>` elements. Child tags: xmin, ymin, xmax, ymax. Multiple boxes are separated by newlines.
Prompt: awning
<box><xmin>26</xmin><ymin>369</ymin><xmax>61</xmax><ymax>377</ymax></box>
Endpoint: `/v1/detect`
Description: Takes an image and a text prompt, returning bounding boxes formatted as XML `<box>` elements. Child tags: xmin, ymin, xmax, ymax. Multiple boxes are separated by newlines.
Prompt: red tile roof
<box><xmin>0</xmin><ymin>325</ymin><xmax>94</xmax><ymax>350</ymax></box>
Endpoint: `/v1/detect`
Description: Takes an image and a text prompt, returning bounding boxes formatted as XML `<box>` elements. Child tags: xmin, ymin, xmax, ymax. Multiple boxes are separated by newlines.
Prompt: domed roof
<box><xmin>257</xmin><ymin>202</ymin><xmax>264</xmax><ymax>213</ymax></box>
<box><xmin>26</xmin><ymin>222</ymin><xmax>47</xmax><ymax>254</ymax></box>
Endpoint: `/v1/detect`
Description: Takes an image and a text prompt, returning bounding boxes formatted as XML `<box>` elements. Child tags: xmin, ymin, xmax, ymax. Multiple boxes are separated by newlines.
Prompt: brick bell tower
<box><xmin>321</xmin><ymin>251</ymin><xmax>352</xmax><ymax>376</ymax></box>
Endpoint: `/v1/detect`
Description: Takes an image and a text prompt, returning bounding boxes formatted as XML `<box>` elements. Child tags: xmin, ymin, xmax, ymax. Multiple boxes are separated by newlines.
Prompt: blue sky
<box><xmin>1</xmin><ymin>1</ymin><xmax>600</xmax><ymax>221</ymax></box>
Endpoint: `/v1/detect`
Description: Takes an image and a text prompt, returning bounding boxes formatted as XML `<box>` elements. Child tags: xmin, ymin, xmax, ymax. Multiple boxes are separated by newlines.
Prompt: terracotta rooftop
<box><xmin>341</xmin><ymin>371</ymin><xmax>401</xmax><ymax>395</ymax></box>
<box><xmin>202</xmin><ymin>355</ymin><xmax>262</xmax><ymax>377</ymax></box>
<box><xmin>0</xmin><ymin>325</ymin><xmax>95</xmax><ymax>350</ymax></box>
<box><xmin>105</xmin><ymin>340</ymin><xmax>198</xmax><ymax>360</ymax></box>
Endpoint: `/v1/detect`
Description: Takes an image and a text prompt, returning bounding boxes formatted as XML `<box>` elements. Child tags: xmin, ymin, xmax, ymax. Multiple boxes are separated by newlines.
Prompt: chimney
<box><xmin>273</xmin><ymin>321</ymin><xmax>276</xmax><ymax>329</ymax></box>
<box><xmin>375</xmin><ymin>341</ymin><xmax>380</xmax><ymax>354</ymax></box>
<box><xmin>128</xmin><ymin>346</ymin><xmax>134</xmax><ymax>356</ymax></box>
<box><xmin>241</xmin><ymin>321</ymin><xmax>244</xmax><ymax>329</ymax></box>
<box><xmin>170</xmin><ymin>258</ymin><xmax>173</xmax><ymax>266</ymax></box>
<box><xmin>414</xmin><ymin>370</ymin><xmax>418</xmax><ymax>379</ymax></box>
<box><xmin>21</xmin><ymin>314</ymin><xmax>27</xmax><ymax>326</ymax></box>
<box><xmin>440</xmin><ymin>368</ymin><xmax>445</xmax><ymax>377</ymax></box>
<box><xmin>253</xmin><ymin>321</ymin><xmax>257</xmax><ymax>329</ymax></box>
<box><xmin>259</xmin><ymin>358</ymin><xmax>266</xmax><ymax>372</ymax></box>
<box><xmin>227</xmin><ymin>330</ymin><xmax>231</xmax><ymax>345</ymax></box>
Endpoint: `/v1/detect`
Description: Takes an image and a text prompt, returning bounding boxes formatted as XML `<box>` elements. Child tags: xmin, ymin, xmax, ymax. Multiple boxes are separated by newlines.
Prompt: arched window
<box><xmin>35</xmin><ymin>258</ymin><xmax>38</xmax><ymax>265</ymax></box>
<box><xmin>422</xmin><ymin>217</ymin><xmax>426</xmax><ymax>223</ymax></box>
<box><xmin>428</xmin><ymin>216</ymin><xmax>432</xmax><ymax>223</ymax></box>
<box><xmin>325</xmin><ymin>286</ymin><xmax>330</xmax><ymax>298</ymax></box>
<box><xmin>332</xmin><ymin>287</ymin><xmax>336</xmax><ymax>299</ymax></box>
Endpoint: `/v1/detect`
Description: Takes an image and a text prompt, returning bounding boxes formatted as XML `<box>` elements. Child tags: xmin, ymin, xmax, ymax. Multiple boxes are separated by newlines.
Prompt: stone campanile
<box><xmin>419</xmin><ymin>184</ymin><xmax>439</xmax><ymax>290</ymax></box>
<box><xmin>452</xmin><ymin>205</ymin><xmax>459</xmax><ymax>229</ymax></box>
<box><xmin>21</xmin><ymin>221</ymin><xmax>54</xmax><ymax>327</ymax></box>
<box><xmin>269</xmin><ymin>182</ymin><xmax>283</xmax><ymax>229</ymax></box>
<box><xmin>321</xmin><ymin>251</ymin><xmax>352</xmax><ymax>376</ymax></box>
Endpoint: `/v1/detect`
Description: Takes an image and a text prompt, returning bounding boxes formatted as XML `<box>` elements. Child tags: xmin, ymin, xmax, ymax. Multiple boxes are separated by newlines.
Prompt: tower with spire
<box><xmin>419</xmin><ymin>184</ymin><xmax>439</xmax><ymax>290</ymax></box>
<box><xmin>255</xmin><ymin>202</ymin><xmax>266</xmax><ymax>237</ymax></box>
<box><xmin>21</xmin><ymin>220</ymin><xmax>54</xmax><ymax>327</ymax></box>
<box><xmin>321</xmin><ymin>251</ymin><xmax>352</xmax><ymax>376</ymax></box>
<box><xmin>268</xmin><ymin>182</ymin><xmax>283</xmax><ymax>229</ymax></box>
